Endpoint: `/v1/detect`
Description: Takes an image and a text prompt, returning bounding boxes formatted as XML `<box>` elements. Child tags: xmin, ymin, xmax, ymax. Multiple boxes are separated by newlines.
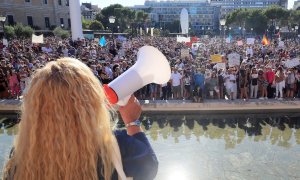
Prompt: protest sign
<box><xmin>150</xmin><ymin>28</ymin><xmax>154</xmax><ymax>37</ymax></box>
<box><xmin>181</xmin><ymin>49</ymin><xmax>190</xmax><ymax>58</ymax></box>
<box><xmin>177</xmin><ymin>36</ymin><xmax>190</xmax><ymax>43</ymax></box>
<box><xmin>237</xmin><ymin>40</ymin><xmax>243</xmax><ymax>46</ymax></box>
<box><xmin>2</xmin><ymin>39</ymin><xmax>8</xmax><ymax>46</ymax></box>
<box><xmin>225</xmin><ymin>37</ymin><xmax>231</xmax><ymax>43</ymax></box>
<box><xmin>278</xmin><ymin>41</ymin><xmax>285</xmax><ymax>48</ymax></box>
<box><xmin>228</xmin><ymin>53</ymin><xmax>240</xmax><ymax>67</ymax></box>
<box><xmin>216</xmin><ymin>63</ymin><xmax>226</xmax><ymax>71</ymax></box>
<box><xmin>210</xmin><ymin>54</ymin><xmax>222</xmax><ymax>63</ymax></box>
<box><xmin>94</xmin><ymin>38</ymin><xmax>99</xmax><ymax>42</ymax></box>
<box><xmin>32</xmin><ymin>34</ymin><xmax>44</xmax><ymax>44</ymax></box>
<box><xmin>285</xmin><ymin>58</ymin><xmax>300</xmax><ymax>68</ymax></box>
<box><xmin>246</xmin><ymin>38</ymin><xmax>255</xmax><ymax>45</ymax></box>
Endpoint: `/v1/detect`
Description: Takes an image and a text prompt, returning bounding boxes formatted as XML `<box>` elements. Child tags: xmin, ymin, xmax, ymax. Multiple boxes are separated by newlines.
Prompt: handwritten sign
<box><xmin>246</xmin><ymin>38</ymin><xmax>255</xmax><ymax>45</ymax></box>
<box><xmin>228</xmin><ymin>53</ymin><xmax>240</xmax><ymax>67</ymax></box>
<box><xmin>32</xmin><ymin>34</ymin><xmax>44</xmax><ymax>44</ymax></box>
<box><xmin>285</xmin><ymin>58</ymin><xmax>300</xmax><ymax>68</ymax></box>
<box><xmin>177</xmin><ymin>36</ymin><xmax>190</xmax><ymax>43</ymax></box>
<box><xmin>181</xmin><ymin>49</ymin><xmax>190</xmax><ymax>58</ymax></box>
<box><xmin>217</xmin><ymin>63</ymin><xmax>226</xmax><ymax>71</ymax></box>
<box><xmin>210</xmin><ymin>54</ymin><xmax>222</xmax><ymax>63</ymax></box>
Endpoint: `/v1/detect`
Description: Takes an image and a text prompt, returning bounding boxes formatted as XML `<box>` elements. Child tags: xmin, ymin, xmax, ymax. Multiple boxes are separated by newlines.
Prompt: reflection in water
<box><xmin>141</xmin><ymin>114</ymin><xmax>300</xmax><ymax>149</ymax></box>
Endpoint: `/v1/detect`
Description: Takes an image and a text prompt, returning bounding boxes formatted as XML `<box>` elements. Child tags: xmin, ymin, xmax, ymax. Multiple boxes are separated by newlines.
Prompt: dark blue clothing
<box><xmin>98</xmin><ymin>130</ymin><xmax>158</xmax><ymax>180</ymax></box>
<box><xmin>113</xmin><ymin>130</ymin><xmax>158</xmax><ymax>180</ymax></box>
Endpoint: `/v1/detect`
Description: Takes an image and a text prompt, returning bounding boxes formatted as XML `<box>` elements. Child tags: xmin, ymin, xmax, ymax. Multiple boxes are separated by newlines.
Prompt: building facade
<box><xmin>210</xmin><ymin>0</ymin><xmax>287</xmax><ymax>17</ymax></box>
<box><xmin>81</xmin><ymin>3</ymin><xmax>101</xmax><ymax>21</ymax></box>
<box><xmin>293</xmin><ymin>0</ymin><xmax>300</xmax><ymax>10</ymax></box>
<box><xmin>0</xmin><ymin>0</ymin><xmax>70</xmax><ymax>30</ymax></box>
<box><xmin>134</xmin><ymin>0</ymin><xmax>221</xmax><ymax>33</ymax></box>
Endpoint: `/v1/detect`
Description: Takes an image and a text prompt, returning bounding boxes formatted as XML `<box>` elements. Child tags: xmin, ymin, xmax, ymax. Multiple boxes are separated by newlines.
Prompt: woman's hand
<box><xmin>118</xmin><ymin>96</ymin><xmax>142</xmax><ymax>136</ymax></box>
<box><xmin>119</xmin><ymin>95</ymin><xmax>142</xmax><ymax>124</ymax></box>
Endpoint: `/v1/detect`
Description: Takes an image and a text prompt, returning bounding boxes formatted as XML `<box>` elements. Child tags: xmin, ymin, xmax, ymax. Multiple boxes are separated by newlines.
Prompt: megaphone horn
<box><xmin>104</xmin><ymin>46</ymin><xmax>171</xmax><ymax>106</ymax></box>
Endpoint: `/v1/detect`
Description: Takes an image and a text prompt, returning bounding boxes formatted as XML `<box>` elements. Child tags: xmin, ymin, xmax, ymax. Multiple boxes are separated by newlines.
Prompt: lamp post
<box><xmin>239</xmin><ymin>26</ymin><xmax>242</xmax><ymax>37</ymax></box>
<box><xmin>0</xmin><ymin>16</ymin><xmax>6</xmax><ymax>38</ymax></box>
<box><xmin>60</xmin><ymin>24</ymin><xmax>64</xmax><ymax>29</ymax></box>
<box><xmin>220</xmin><ymin>19</ymin><xmax>226</xmax><ymax>52</ymax></box>
<box><xmin>109</xmin><ymin>16</ymin><xmax>116</xmax><ymax>38</ymax></box>
<box><xmin>295</xmin><ymin>26</ymin><xmax>299</xmax><ymax>39</ymax></box>
<box><xmin>202</xmin><ymin>27</ymin><xmax>204</xmax><ymax>36</ymax></box>
<box><xmin>251</xmin><ymin>28</ymin><xmax>253</xmax><ymax>36</ymax></box>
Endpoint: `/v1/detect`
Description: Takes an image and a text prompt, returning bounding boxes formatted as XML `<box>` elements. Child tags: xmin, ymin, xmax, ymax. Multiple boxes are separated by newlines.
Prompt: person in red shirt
<box><xmin>265</xmin><ymin>66</ymin><xmax>275</xmax><ymax>98</ymax></box>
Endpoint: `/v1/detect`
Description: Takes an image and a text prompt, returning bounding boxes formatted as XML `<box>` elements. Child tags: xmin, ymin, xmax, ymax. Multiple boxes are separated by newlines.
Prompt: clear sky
<box><xmin>80</xmin><ymin>0</ymin><xmax>296</xmax><ymax>9</ymax></box>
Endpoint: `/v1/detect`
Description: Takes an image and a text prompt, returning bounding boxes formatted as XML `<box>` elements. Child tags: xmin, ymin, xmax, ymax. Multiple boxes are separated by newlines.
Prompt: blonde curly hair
<box><xmin>3</xmin><ymin>58</ymin><xmax>114</xmax><ymax>180</ymax></box>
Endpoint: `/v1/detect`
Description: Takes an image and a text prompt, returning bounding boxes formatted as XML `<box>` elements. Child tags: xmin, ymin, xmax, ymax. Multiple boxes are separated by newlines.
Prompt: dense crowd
<box><xmin>0</xmin><ymin>35</ymin><xmax>300</xmax><ymax>102</ymax></box>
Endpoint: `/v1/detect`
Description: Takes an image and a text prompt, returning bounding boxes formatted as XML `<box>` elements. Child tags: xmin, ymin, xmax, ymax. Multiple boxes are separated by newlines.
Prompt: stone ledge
<box><xmin>0</xmin><ymin>99</ymin><xmax>299</xmax><ymax>114</ymax></box>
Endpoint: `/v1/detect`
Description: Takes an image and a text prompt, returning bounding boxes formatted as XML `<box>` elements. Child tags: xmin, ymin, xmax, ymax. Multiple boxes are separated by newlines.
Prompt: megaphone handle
<box><xmin>117</xmin><ymin>95</ymin><xmax>131</xmax><ymax>106</ymax></box>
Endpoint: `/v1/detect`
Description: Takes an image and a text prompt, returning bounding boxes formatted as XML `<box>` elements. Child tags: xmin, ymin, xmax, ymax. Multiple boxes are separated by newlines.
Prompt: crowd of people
<box><xmin>0</xmin><ymin>35</ymin><xmax>300</xmax><ymax>102</ymax></box>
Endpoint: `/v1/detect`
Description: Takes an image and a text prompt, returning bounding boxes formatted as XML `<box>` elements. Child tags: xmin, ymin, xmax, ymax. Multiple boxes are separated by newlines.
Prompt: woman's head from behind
<box><xmin>4</xmin><ymin>58</ymin><xmax>114</xmax><ymax>180</ymax></box>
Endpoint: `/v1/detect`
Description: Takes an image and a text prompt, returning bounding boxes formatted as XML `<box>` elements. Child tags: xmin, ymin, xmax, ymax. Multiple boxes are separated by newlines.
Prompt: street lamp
<box><xmin>108</xmin><ymin>16</ymin><xmax>116</xmax><ymax>37</ymax></box>
<box><xmin>202</xmin><ymin>27</ymin><xmax>204</xmax><ymax>35</ymax></box>
<box><xmin>251</xmin><ymin>28</ymin><xmax>253</xmax><ymax>36</ymax></box>
<box><xmin>0</xmin><ymin>16</ymin><xmax>6</xmax><ymax>38</ymax></box>
<box><xmin>220</xmin><ymin>19</ymin><xmax>226</xmax><ymax>51</ymax></box>
<box><xmin>60</xmin><ymin>24</ymin><xmax>64</xmax><ymax>29</ymax></box>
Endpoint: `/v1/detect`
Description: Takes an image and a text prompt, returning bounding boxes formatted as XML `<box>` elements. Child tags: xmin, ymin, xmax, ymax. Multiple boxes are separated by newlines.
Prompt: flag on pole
<box><xmin>262</xmin><ymin>35</ymin><xmax>270</xmax><ymax>45</ymax></box>
<box><xmin>99</xmin><ymin>36</ymin><xmax>106</xmax><ymax>47</ymax></box>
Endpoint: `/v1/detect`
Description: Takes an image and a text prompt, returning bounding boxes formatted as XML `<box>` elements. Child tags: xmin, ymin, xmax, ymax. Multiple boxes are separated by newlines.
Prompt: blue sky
<box><xmin>80</xmin><ymin>0</ymin><xmax>296</xmax><ymax>9</ymax></box>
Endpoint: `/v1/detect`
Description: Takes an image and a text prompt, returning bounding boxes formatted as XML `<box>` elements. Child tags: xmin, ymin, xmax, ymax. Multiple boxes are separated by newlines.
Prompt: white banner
<box><xmin>32</xmin><ymin>34</ymin><xmax>44</xmax><ymax>44</ymax></box>
<box><xmin>2</xmin><ymin>38</ymin><xmax>8</xmax><ymax>46</ymax></box>
<box><xmin>246</xmin><ymin>38</ymin><xmax>255</xmax><ymax>45</ymax></box>
<box><xmin>228</xmin><ymin>53</ymin><xmax>240</xmax><ymax>67</ymax></box>
<box><xmin>177</xmin><ymin>36</ymin><xmax>190</xmax><ymax>43</ymax></box>
<box><xmin>150</xmin><ymin>28</ymin><xmax>154</xmax><ymax>37</ymax></box>
<box><xmin>285</xmin><ymin>58</ymin><xmax>300</xmax><ymax>68</ymax></box>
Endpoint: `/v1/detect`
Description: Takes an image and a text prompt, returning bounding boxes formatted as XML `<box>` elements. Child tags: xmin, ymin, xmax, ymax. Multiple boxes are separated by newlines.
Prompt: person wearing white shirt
<box><xmin>171</xmin><ymin>68</ymin><xmax>182</xmax><ymax>99</ymax></box>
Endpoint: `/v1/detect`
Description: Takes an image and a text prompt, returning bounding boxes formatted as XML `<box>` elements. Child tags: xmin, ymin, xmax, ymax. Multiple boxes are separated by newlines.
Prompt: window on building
<box><xmin>25</xmin><ymin>0</ymin><xmax>30</xmax><ymax>2</ymax></box>
<box><xmin>58</xmin><ymin>0</ymin><xmax>62</xmax><ymax>5</ymax></box>
<box><xmin>68</xmin><ymin>18</ymin><xmax>71</xmax><ymax>28</ymax></box>
<box><xmin>44</xmin><ymin>0</ymin><xmax>48</xmax><ymax>4</ymax></box>
<box><xmin>27</xmin><ymin>16</ymin><xmax>33</xmax><ymax>27</ymax></box>
<box><xmin>7</xmin><ymin>15</ymin><xmax>14</xmax><ymax>26</ymax></box>
<box><xmin>45</xmin><ymin>17</ymin><xmax>50</xmax><ymax>28</ymax></box>
<box><xmin>66</xmin><ymin>0</ymin><xmax>69</xmax><ymax>6</ymax></box>
<box><xmin>60</xmin><ymin>18</ymin><xmax>64</xmax><ymax>25</ymax></box>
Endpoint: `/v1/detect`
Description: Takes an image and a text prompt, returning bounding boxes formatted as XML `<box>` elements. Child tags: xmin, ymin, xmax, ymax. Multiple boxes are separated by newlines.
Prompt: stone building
<box><xmin>0</xmin><ymin>0</ymin><xmax>71</xmax><ymax>30</ymax></box>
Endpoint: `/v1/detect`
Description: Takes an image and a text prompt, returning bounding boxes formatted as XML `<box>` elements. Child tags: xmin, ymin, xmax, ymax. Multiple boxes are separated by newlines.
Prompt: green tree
<box><xmin>226</xmin><ymin>9</ymin><xmax>249</xmax><ymax>27</ymax></box>
<box><xmin>13</xmin><ymin>23</ymin><xmax>33</xmax><ymax>39</ymax></box>
<box><xmin>82</xmin><ymin>17</ymin><xmax>91</xmax><ymax>29</ymax></box>
<box><xmin>53</xmin><ymin>27</ymin><xmax>70</xmax><ymax>39</ymax></box>
<box><xmin>4</xmin><ymin>26</ymin><xmax>15</xmax><ymax>39</ymax></box>
<box><xmin>264</xmin><ymin>5</ymin><xmax>289</xmax><ymax>26</ymax></box>
<box><xmin>89</xmin><ymin>20</ymin><xmax>104</xmax><ymax>31</ymax></box>
<box><xmin>245</xmin><ymin>9</ymin><xmax>268</xmax><ymax>34</ymax></box>
<box><xmin>165</xmin><ymin>20</ymin><xmax>180</xmax><ymax>33</ymax></box>
<box><xmin>290</xmin><ymin>10</ymin><xmax>300</xmax><ymax>25</ymax></box>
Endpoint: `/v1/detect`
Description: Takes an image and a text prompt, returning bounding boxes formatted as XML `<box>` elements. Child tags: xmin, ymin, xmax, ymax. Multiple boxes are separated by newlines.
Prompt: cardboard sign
<box><xmin>285</xmin><ymin>58</ymin><xmax>300</xmax><ymax>68</ymax></box>
<box><xmin>210</xmin><ymin>54</ymin><xmax>222</xmax><ymax>63</ymax></box>
<box><xmin>181</xmin><ymin>49</ymin><xmax>190</xmax><ymax>58</ymax></box>
<box><xmin>246</xmin><ymin>38</ymin><xmax>255</xmax><ymax>45</ymax></box>
<box><xmin>32</xmin><ymin>34</ymin><xmax>44</xmax><ymax>44</ymax></box>
<box><xmin>228</xmin><ymin>53</ymin><xmax>240</xmax><ymax>67</ymax></box>
<box><xmin>216</xmin><ymin>63</ymin><xmax>226</xmax><ymax>71</ymax></box>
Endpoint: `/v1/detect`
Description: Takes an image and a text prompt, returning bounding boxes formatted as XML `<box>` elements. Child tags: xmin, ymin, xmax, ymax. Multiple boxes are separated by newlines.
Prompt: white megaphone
<box><xmin>104</xmin><ymin>46</ymin><xmax>171</xmax><ymax>106</ymax></box>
